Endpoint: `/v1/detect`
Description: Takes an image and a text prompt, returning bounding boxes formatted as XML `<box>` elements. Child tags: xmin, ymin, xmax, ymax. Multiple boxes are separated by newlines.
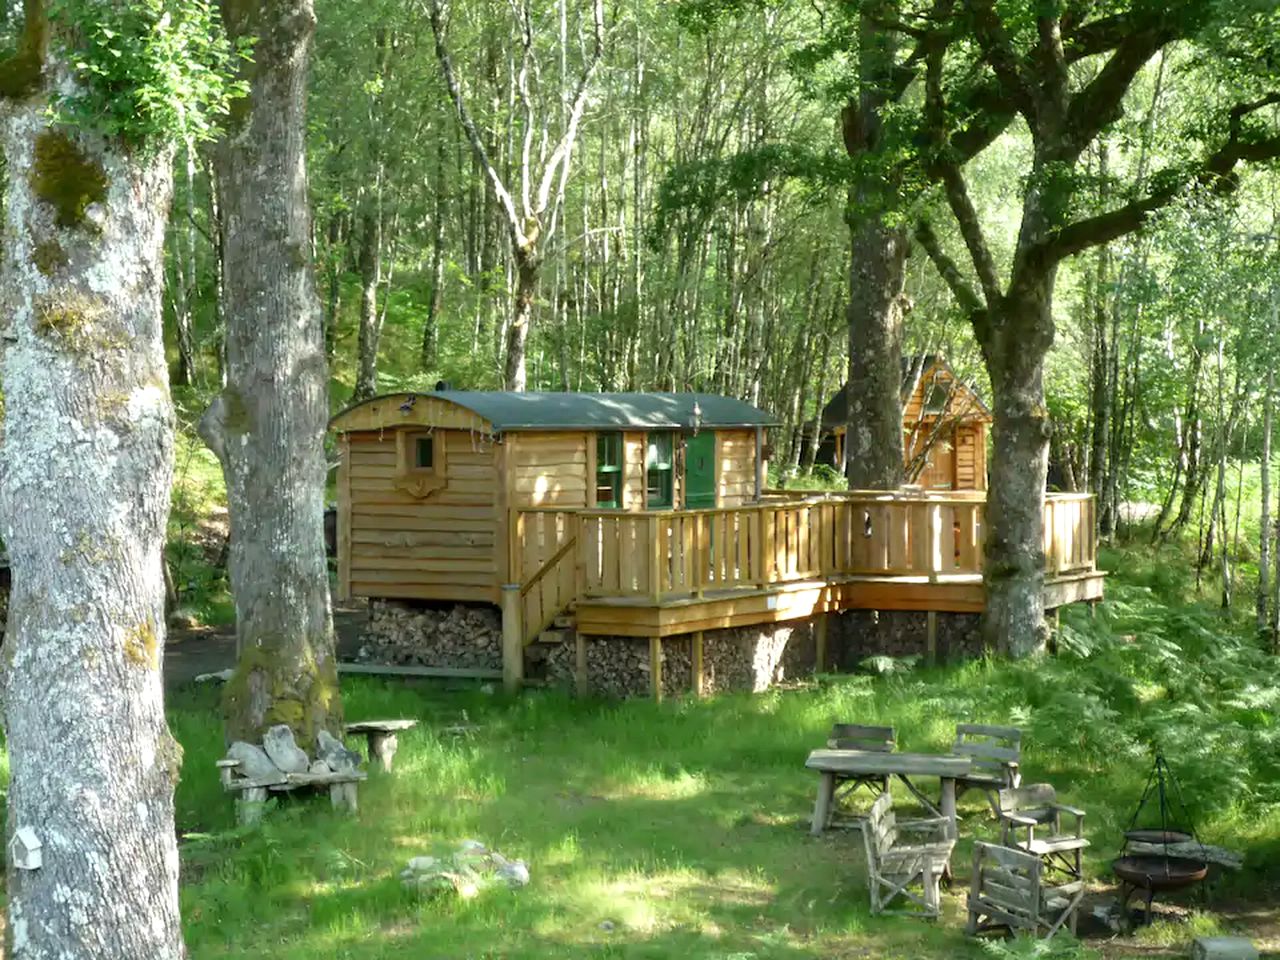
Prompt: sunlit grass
<box><xmin>161</xmin><ymin>566</ymin><xmax>1280</xmax><ymax>959</ymax></box>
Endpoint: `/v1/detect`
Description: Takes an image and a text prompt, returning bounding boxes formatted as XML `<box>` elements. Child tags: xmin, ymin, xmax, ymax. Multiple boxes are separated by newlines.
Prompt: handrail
<box><xmin>519</xmin><ymin>535</ymin><xmax>578</xmax><ymax>598</ymax></box>
<box><xmin>512</xmin><ymin>492</ymin><xmax>1097</xmax><ymax>609</ymax></box>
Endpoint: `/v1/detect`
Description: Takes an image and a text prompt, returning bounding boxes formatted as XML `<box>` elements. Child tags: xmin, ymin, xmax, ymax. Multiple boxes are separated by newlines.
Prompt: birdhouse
<box><xmin>10</xmin><ymin>827</ymin><xmax>42</xmax><ymax>870</ymax></box>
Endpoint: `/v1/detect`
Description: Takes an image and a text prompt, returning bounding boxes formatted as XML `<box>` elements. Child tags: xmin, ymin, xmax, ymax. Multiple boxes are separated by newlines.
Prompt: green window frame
<box><xmin>595</xmin><ymin>432</ymin><xmax>622</xmax><ymax>508</ymax></box>
<box><xmin>646</xmin><ymin>432</ymin><xmax>674</xmax><ymax>509</ymax></box>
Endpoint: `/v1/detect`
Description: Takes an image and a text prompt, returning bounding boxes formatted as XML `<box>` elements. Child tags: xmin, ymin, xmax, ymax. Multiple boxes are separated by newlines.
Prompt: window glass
<box><xmin>595</xmin><ymin>433</ymin><xmax>622</xmax><ymax>508</ymax></box>
<box><xmin>924</xmin><ymin>382</ymin><xmax>950</xmax><ymax>414</ymax></box>
<box><xmin>414</xmin><ymin>435</ymin><xmax>434</xmax><ymax>470</ymax></box>
<box><xmin>646</xmin><ymin>432</ymin><xmax>674</xmax><ymax>508</ymax></box>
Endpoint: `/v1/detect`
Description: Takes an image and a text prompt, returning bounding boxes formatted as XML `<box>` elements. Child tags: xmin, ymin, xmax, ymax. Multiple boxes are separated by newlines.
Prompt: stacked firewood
<box><xmin>356</xmin><ymin>600</ymin><xmax>502</xmax><ymax>669</ymax></box>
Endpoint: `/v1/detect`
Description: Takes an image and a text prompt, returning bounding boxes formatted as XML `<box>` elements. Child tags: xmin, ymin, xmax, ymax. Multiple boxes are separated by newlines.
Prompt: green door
<box><xmin>685</xmin><ymin>431</ymin><xmax>716</xmax><ymax>509</ymax></box>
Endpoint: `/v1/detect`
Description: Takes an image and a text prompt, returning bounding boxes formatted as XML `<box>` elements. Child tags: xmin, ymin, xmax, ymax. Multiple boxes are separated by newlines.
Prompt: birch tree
<box><xmin>202</xmin><ymin>0</ymin><xmax>343</xmax><ymax>746</ymax></box>
<box><xmin>428</xmin><ymin>0</ymin><xmax>604</xmax><ymax>391</ymax></box>
<box><xmin>0</xmin><ymin>0</ymin><xmax>241</xmax><ymax>955</ymax></box>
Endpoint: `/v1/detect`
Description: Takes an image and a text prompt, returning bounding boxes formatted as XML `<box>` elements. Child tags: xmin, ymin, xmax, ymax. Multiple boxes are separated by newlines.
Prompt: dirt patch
<box><xmin>164</xmin><ymin>603</ymin><xmax>369</xmax><ymax>688</ymax></box>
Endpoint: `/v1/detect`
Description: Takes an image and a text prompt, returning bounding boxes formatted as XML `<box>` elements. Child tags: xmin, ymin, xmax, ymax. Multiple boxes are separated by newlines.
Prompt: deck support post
<box><xmin>1047</xmin><ymin>606</ymin><xmax>1061</xmax><ymax>655</ymax></box>
<box><xmin>500</xmin><ymin>584</ymin><xmax>523</xmax><ymax>694</ymax></box>
<box><xmin>814</xmin><ymin>613</ymin><xmax>828</xmax><ymax>674</ymax></box>
<box><xmin>926</xmin><ymin>611</ymin><xmax>938</xmax><ymax>666</ymax></box>
<box><xmin>649</xmin><ymin>636</ymin><xmax>663</xmax><ymax>702</ymax></box>
<box><xmin>574</xmin><ymin>632</ymin><xmax>588</xmax><ymax>697</ymax></box>
<box><xmin>692</xmin><ymin>631</ymin><xmax>704</xmax><ymax>697</ymax></box>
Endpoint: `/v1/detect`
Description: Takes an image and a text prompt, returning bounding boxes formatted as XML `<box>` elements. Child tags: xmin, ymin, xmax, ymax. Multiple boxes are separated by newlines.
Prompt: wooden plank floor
<box><xmin>573</xmin><ymin>571</ymin><xmax>1106</xmax><ymax>638</ymax></box>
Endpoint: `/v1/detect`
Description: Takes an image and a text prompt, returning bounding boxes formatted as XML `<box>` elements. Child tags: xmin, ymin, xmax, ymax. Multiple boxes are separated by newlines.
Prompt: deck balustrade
<box><xmin>510</xmin><ymin>491</ymin><xmax>1097</xmax><ymax>644</ymax></box>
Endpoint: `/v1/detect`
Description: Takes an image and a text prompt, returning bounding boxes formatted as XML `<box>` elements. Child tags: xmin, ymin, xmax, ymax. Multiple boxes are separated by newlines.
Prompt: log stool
<box><xmin>345</xmin><ymin>719</ymin><xmax>418</xmax><ymax>773</ymax></box>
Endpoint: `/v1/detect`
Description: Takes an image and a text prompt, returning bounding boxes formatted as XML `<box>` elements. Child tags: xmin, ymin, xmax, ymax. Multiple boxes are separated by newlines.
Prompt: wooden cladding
<box><xmin>512</xmin><ymin>493</ymin><xmax>1097</xmax><ymax>608</ymax></box>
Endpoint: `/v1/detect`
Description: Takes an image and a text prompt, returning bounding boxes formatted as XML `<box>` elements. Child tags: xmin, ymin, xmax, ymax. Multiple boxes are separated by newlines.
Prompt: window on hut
<box><xmin>595</xmin><ymin>432</ymin><xmax>622</xmax><ymax>508</ymax></box>
<box><xmin>646</xmin><ymin>432</ymin><xmax>674</xmax><ymax>508</ymax></box>
<box><xmin>413</xmin><ymin>434</ymin><xmax>435</xmax><ymax>470</ymax></box>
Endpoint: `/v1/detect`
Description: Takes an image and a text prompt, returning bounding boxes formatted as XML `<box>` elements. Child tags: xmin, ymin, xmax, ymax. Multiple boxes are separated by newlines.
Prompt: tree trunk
<box><xmin>323</xmin><ymin>212</ymin><xmax>342</xmax><ymax>359</ymax></box>
<box><xmin>845</xmin><ymin>217</ymin><xmax>907</xmax><ymax>489</ymax></box>
<box><xmin>842</xmin><ymin>4</ymin><xmax>906</xmax><ymax>491</ymax></box>
<box><xmin>982</xmin><ymin>291</ymin><xmax>1053</xmax><ymax>658</ymax></box>
<box><xmin>505</xmin><ymin>251</ymin><xmax>539</xmax><ymax>391</ymax></box>
<box><xmin>0</xmin><ymin>35</ymin><xmax>183</xmax><ymax>960</ymax></box>
<box><xmin>352</xmin><ymin>206</ymin><xmax>381</xmax><ymax>401</ymax></box>
<box><xmin>1088</xmin><ymin>234</ymin><xmax>1111</xmax><ymax>534</ymax></box>
<box><xmin>421</xmin><ymin>144</ymin><xmax>447</xmax><ymax>370</ymax></box>
<box><xmin>206</xmin><ymin>0</ymin><xmax>342</xmax><ymax>748</ymax></box>
<box><xmin>1260</xmin><ymin>366</ymin><xmax>1272</xmax><ymax>636</ymax></box>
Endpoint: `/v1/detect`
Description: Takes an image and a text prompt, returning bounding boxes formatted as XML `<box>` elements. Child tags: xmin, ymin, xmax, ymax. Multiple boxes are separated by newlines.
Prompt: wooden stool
<box><xmin>345</xmin><ymin>719</ymin><xmax>418</xmax><ymax>773</ymax></box>
<box><xmin>217</xmin><ymin>759</ymin><xmax>366</xmax><ymax>825</ymax></box>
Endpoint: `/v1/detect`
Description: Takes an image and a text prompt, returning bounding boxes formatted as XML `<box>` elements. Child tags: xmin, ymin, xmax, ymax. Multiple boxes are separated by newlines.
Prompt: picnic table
<box><xmin>806</xmin><ymin>748</ymin><xmax>972</xmax><ymax>838</ymax></box>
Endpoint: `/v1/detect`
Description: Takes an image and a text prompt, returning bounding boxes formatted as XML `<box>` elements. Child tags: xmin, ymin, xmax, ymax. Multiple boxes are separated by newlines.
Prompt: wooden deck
<box><xmin>507</xmin><ymin>491</ymin><xmax>1103</xmax><ymax>644</ymax></box>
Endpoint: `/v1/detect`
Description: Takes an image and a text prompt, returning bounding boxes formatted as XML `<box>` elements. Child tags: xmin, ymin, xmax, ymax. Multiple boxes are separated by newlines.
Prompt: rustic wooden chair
<box><xmin>859</xmin><ymin>788</ymin><xmax>956</xmax><ymax>919</ymax></box>
<box><xmin>965</xmin><ymin>840</ymin><xmax>1084</xmax><ymax>938</ymax></box>
<box><xmin>998</xmin><ymin>783</ymin><xmax>1089</xmax><ymax>884</ymax></box>
<box><xmin>953</xmin><ymin>723</ymin><xmax>1022</xmax><ymax>815</ymax></box>
<box><xmin>821</xmin><ymin>723</ymin><xmax>896</xmax><ymax>828</ymax></box>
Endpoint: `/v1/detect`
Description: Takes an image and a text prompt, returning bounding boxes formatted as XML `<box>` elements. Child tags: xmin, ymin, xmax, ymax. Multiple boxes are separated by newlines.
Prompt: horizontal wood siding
<box><xmin>716</xmin><ymin>429</ymin><xmax>756</xmax><ymax>506</ymax></box>
<box><xmin>345</xmin><ymin>429</ymin><xmax>500</xmax><ymax>602</ymax></box>
<box><xmin>512</xmin><ymin>431</ymin><xmax>590</xmax><ymax>508</ymax></box>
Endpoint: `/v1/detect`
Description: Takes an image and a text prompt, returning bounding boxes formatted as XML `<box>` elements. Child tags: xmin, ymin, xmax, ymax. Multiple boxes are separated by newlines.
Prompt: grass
<box><xmin>165</xmin><ymin>550</ymin><xmax>1280</xmax><ymax>959</ymax></box>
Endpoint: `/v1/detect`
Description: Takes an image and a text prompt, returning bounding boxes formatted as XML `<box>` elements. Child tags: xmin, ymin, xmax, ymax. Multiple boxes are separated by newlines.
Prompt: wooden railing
<box><xmin>510</xmin><ymin>492</ymin><xmax>1097</xmax><ymax>636</ymax></box>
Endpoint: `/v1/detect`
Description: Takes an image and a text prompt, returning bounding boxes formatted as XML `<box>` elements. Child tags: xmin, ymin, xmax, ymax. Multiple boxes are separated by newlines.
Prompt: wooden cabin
<box><xmin>328</xmin><ymin>391</ymin><xmax>776</xmax><ymax>605</ymax></box>
<box><xmin>820</xmin><ymin>355</ymin><xmax>992</xmax><ymax>491</ymax></box>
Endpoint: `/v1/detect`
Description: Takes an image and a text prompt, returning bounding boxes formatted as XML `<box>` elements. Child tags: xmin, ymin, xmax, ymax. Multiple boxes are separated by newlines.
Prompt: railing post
<box><xmin>927</xmin><ymin>503</ymin><xmax>941</xmax><ymax>583</ymax></box>
<box><xmin>694</xmin><ymin>514</ymin><xmax>704</xmax><ymax>599</ymax></box>
<box><xmin>761</xmin><ymin>507</ymin><xmax>774</xmax><ymax>586</ymax></box>
<box><xmin>510</xmin><ymin>509</ymin><xmax>525</xmax><ymax>586</ymax></box>
<box><xmin>649</xmin><ymin>515</ymin><xmax>661</xmax><ymax>602</ymax></box>
<box><xmin>574</xmin><ymin>513</ymin><xmax>586</xmax><ymax>601</ymax></box>
<box><xmin>500</xmin><ymin>584</ymin><xmax>523</xmax><ymax>694</ymax></box>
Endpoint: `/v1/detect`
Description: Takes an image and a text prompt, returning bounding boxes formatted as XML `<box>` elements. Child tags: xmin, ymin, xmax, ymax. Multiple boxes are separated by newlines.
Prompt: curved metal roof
<box><xmin>330</xmin><ymin>391</ymin><xmax>778</xmax><ymax>433</ymax></box>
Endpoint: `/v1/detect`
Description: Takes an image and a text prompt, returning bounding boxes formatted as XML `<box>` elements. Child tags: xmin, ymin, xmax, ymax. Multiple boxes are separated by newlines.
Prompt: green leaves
<box><xmin>48</xmin><ymin>0</ymin><xmax>251</xmax><ymax>149</ymax></box>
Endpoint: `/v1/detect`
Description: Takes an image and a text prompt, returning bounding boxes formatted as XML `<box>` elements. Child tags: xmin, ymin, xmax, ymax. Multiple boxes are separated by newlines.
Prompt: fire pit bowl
<box><xmin>1113</xmin><ymin>855</ymin><xmax>1208</xmax><ymax>891</ymax></box>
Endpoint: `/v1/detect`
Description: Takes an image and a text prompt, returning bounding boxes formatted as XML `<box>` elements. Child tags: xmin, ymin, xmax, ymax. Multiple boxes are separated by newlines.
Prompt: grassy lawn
<box><xmin>168</xmin><ymin>549</ymin><xmax>1280</xmax><ymax>959</ymax></box>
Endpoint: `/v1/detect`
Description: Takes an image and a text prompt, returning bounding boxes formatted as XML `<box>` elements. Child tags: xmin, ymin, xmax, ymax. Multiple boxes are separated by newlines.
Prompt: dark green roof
<box><xmin>336</xmin><ymin>391</ymin><xmax>778</xmax><ymax>432</ymax></box>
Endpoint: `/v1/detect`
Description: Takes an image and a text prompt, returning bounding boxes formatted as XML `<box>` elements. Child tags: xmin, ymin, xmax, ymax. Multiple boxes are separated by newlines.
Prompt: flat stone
<box><xmin>1192</xmin><ymin>937</ymin><xmax>1259</xmax><ymax>960</ymax></box>
<box><xmin>316</xmin><ymin>729</ymin><xmax>362</xmax><ymax>773</ymax></box>
<box><xmin>262</xmin><ymin>725</ymin><xmax>309</xmax><ymax>774</ymax></box>
<box><xmin>226</xmin><ymin>741</ymin><xmax>280</xmax><ymax>780</ymax></box>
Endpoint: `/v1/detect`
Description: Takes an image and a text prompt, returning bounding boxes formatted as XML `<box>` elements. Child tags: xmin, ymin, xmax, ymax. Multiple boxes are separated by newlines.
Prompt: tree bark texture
<box><xmin>842</xmin><ymin>3</ymin><xmax>906</xmax><ymax>490</ymax></box>
<box><xmin>845</xmin><ymin>219</ymin><xmax>907</xmax><ymax>488</ymax></box>
<box><xmin>981</xmin><ymin>288</ymin><xmax>1053</xmax><ymax>657</ymax></box>
<box><xmin>505</xmin><ymin>252</ymin><xmax>539</xmax><ymax>391</ymax></box>
<box><xmin>207</xmin><ymin>0</ymin><xmax>342</xmax><ymax>748</ymax></box>
<box><xmin>0</xmin><ymin>29</ymin><xmax>182</xmax><ymax>960</ymax></box>
<box><xmin>1259</xmin><ymin>367</ymin><xmax>1271</xmax><ymax>636</ymax></box>
<box><xmin>352</xmin><ymin>206</ymin><xmax>381</xmax><ymax>401</ymax></box>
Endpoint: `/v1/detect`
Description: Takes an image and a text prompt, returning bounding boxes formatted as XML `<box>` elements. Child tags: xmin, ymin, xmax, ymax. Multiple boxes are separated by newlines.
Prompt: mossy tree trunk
<box><xmin>842</xmin><ymin>3</ymin><xmax>906</xmax><ymax>491</ymax></box>
<box><xmin>0</xmin><ymin>12</ymin><xmax>183</xmax><ymax>959</ymax></box>
<box><xmin>202</xmin><ymin>0</ymin><xmax>342</xmax><ymax>747</ymax></box>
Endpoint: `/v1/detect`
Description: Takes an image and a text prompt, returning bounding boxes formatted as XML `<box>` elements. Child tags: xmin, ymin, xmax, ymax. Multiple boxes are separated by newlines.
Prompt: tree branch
<box><xmin>964</xmin><ymin>0</ymin><xmax>1038</xmax><ymax>123</ymax></box>
<box><xmin>914</xmin><ymin>220</ymin><xmax>986</xmax><ymax>321</ymax></box>
<box><xmin>533</xmin><ymin>0</ymin><xmax>604</xmax><ymax>220</ymax></box>
<box><xmin>1045</xmin><ymin>104</ymin><xmax>1280</xmax><ymax>262</ymax></box>
<box><xmin>924</xmin><ymin>35</ymin><xmax>1002</xmax><ymax>308</ymax></box>
<box><xmin>426</xmin><ymin>0</ymin><xmax>525</xmax><ymax>247</ymax></box>
<box><xmin>1059</xmin><ymin>22</ymin><xmax>1175</xmax><ymax>160</ymax></box>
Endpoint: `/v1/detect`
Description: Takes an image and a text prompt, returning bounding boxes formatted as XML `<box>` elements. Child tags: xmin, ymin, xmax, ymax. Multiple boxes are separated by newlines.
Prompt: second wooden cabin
<box><xmin>820</xmin><ymin>354</ymin><xmax>991</xmax><ymax>491</ymax></box>
<box><xmin>329</xmin><ymin>391</ymin><xmax>777</xmax><ymax>606</ymax></box>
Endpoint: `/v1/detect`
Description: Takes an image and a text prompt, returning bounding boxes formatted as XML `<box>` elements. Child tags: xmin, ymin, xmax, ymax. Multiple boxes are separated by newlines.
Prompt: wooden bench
<box><xmin>345</xmin><ymin>719</ymin><xmax>418</xmax><ymax>773</ymax></box>
<box><xmin>217</xmin><ymin>759</ymin><xmax>367</xmax><ymax>824</ymax></box>
<box><xmin>860</xmin><ymin>788</ymin><xmax>955</xmax><ymax>919</ymax></box>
